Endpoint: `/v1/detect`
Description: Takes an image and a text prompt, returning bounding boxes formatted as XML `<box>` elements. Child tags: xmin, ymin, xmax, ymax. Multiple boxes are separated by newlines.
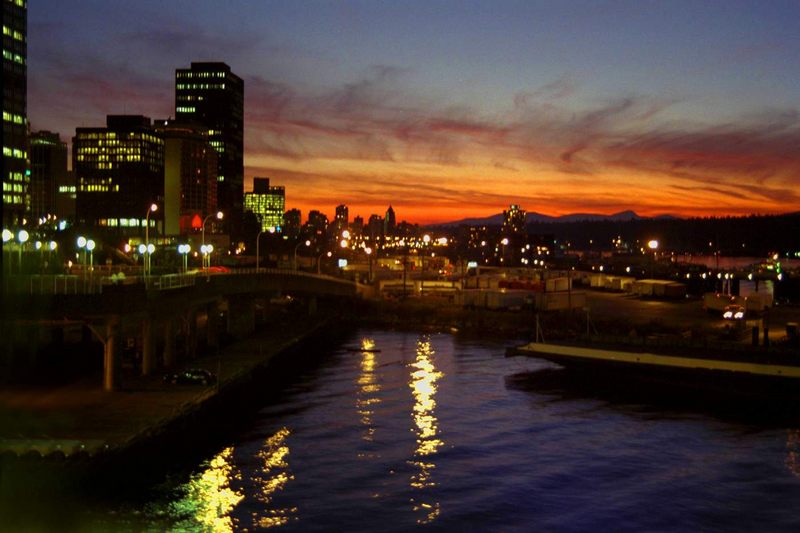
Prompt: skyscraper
<box><xmin>175</xmin><ymin>62</ymin><xmax>244</xmax><ymax>241</ymax></box>
<box><xmin>29</xmin><ymin>131</ymin><xmax>68</xmax><ymax>220</ymax></box>
<box><xmin>244</xmin><ymin>177</ymin><xmax>285</xmax><ymax>232</ymax></box>
<box><xmin>335</xmin><ymin>204</ymin><xmax>349</xmax><ymax>231</ymax></box>
<box><xmin>384</xmin><ymin>205</ymin><xmax>396</xmax><ymax>237</ymax></box>
<box><xmin>2</xmin><ymin>0</ymin><xmax>28</xmax><ymax>225</ymax></box>
<box><xmin>73</xmin><ymin>115</ymin><xmax>164</xmax><ymax>233</ymax></box>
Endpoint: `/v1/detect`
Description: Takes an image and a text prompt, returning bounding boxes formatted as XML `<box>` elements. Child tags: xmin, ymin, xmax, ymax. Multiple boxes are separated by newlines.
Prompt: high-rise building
<box><xmin>384</xmin><ymin>205</ymin><xmax>396</xmax><ymax>236</ymax></box>
<box><xmin>244</xmin><ymin>177</ymin><xmax>285</xmax><ymax>232</ymax></box>
<box><xmin>155</xmin><ymin>119</ymin><xmax>217</xmax><ymax>235</ymax></box>
<box><xmin>73</xmin><ymin>115</ymin><xmax>164</xmax><ymax>233</ymax></box>
<box><xmin>283</xmin><ymin>208</ymin><xmax>301</xmax><ymax>238</ymax></box>
<box><xmin>367</xmin><ymin>214</ymin><xmax>383</xmax><ymax>244</ymax></box>
<box><xmin>334</xmin><ymin>204</ymin><xmax>349</xmax><ymax>231</ymax></box>
<box><xmin>503</xmin><ymin>204</ymin><xmax>526</xmax><ymax>235</ymax></box>
<box><xmin>29</xmin><ymin>131</ymin><xmax>68</xmax><ymax>220</ymax></box>
<box><xmin>3</xmin><ymin>0</ymin><xmax>28</xmax><ymax>225</ymax></box>
<box><xmin>175</xmin><ymin>62</ymin><xmax>243</xmax><ymax>241</ymax></box>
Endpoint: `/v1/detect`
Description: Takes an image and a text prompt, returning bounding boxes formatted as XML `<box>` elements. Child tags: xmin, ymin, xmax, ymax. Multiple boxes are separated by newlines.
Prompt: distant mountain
<box><xmin>434</xmin><ymin>210</ymin><xmax>676</xmax><ymax>227</ymax></box>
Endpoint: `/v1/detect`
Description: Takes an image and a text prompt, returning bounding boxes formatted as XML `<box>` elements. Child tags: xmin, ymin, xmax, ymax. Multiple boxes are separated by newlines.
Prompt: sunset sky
<box><xmin>29</xmin><ymin>1</ymin><xmax>800</xmax><ymax>224</ymax></box>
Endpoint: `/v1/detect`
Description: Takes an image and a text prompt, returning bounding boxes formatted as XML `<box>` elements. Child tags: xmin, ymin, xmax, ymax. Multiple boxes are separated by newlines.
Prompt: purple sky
<box><xmin>27</xmin><ymin>1</ymin><xmax>800</xmax><ymax>222</ymax></box>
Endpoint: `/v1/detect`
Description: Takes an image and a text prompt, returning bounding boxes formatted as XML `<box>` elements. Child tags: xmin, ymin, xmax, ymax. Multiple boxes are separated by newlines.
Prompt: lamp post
<box><xmin>178</xmin><ymin>244</ymin><xmax>191</xmax><ymax>272</ymax></box>
<box><xmin>256</xmin><ymin>229</ymin><xmax>266</xmax><ymax>272</ymax></box>
<box><xmin>86</xmin><ymin>239</ymin><xmax>96</xmax><ymax>287</ymax></box>
<box><xmin>201</xmin><ymin>244</ymin><xmax>214</xmax><ymax>269</ymax></box>
<box><xmin>293</xmin><ymin>239</ymin><xmax>310</xmax><ymax>270</ymax></box>
<box><xmin>648</xmin><ymin>239</ymin><xmax>659</xmax><ymax>279</ymax></box>
<box><xmin>365</xmin><ymin>246</ymin><xmax>373</xmax><ymax>283</ymax></box>
<box><xmin>17</xmin><ymin>229</ymin><xmax>29</xmax><ymax>274</ymax></box>
<box><xmin>317</xmin><ymin>251</ymin><xmax>332</xmax><ymax>275</ymax></box>
<box><xmin>201</xmin><ymin>211</ymin><xmax>224</xmax><ymax>256</ymax></box>
<box><xmin>144</xmin><ymin>202</ymin><xmax>157</xmax><ymax>251</ymax></box>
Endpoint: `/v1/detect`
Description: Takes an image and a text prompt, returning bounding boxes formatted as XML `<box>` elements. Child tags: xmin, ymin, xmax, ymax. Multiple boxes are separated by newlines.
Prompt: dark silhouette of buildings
<box><xmin>2</xmin><ymin>0</ymin><xmax>28</xmax><ymax>225</ymax></box>
<box><xmin>29</xmin><ymin>131</ymin><xmax>67</xmax><ymax>220</ymax></box>
<box><xmin>175</xmin><ymin>62</ymin><xmax>244</xmax><ymax>242</ymax></box>
<box><xmin>73</xmin><ymin>115</ymin><xmax>164</xmax><ymax>233</ymax></box>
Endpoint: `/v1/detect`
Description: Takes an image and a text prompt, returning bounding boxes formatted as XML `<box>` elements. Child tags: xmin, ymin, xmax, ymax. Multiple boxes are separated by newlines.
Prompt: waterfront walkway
<box><xmin>0</xmin><ymin>315</ymin><xmax>330</xmax><ymax>458</ymax></box>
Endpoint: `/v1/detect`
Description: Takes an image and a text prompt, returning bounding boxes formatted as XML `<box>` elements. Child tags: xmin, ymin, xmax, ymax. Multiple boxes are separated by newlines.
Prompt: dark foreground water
<box><xmin>14</xmin><ymin>329</ymin><xmax>800</xmax><ymax>531</ymax></box>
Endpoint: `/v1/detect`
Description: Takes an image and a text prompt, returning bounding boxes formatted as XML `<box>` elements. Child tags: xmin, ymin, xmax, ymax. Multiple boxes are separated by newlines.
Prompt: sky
<box><xmin>28</xmin><ymin>0</ymin><xmax>800</xmax><ymax>224</ymax></box>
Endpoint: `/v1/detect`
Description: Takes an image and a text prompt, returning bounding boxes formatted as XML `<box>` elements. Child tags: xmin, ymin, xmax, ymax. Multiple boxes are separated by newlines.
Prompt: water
<box><xmin>17</xmin><ymin>329</ymin><xmax>800</xmax><ymax>530</ymax></box>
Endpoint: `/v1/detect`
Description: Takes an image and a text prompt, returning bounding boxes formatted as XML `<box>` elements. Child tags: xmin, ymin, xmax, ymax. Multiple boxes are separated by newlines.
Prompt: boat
<box><xmin>509</xmin><ymin>339</ymin><xmax>800</xmax><ymax>399</ymax></box>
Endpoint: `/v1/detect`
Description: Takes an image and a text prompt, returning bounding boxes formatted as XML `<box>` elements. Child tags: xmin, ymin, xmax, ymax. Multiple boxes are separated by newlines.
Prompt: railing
<box><xmin>5</xmin><ymin>267</ymin><xmax>357</xmax><ymax>296</ymax></box>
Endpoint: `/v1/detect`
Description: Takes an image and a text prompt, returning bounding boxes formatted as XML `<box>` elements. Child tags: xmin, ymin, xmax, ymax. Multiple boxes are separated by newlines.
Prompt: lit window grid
<box><xmin>245</xmin><ymin>192</ymin><xmax>285</xmax><ymax>231</ymax></box>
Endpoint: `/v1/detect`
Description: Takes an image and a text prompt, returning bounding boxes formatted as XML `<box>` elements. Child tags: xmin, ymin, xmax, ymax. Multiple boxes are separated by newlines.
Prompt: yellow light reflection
<box><xmin>252</xmin><ymin>427</ymin><xmax>298</xmax><ymax>529</ymax></box>
<box><xmin>357</xmin><ymin>338</ymin><xmax>382</xmax><ymax>445</ymax></box>
<box><xmin>171</xmin><ymin>446</ymin><xmax>244</xmax><ymax>532</ymax></box>
<box><xmin>408</xmin><ymin>337</ymin><xmax>444</xmax><ymax>524</ymax></box>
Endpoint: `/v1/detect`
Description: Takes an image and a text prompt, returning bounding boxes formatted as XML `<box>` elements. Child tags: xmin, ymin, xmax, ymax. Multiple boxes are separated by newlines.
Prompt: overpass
<box><xmin>2</xmin><ymin>269</ymin><xmax>372</xmax><ymax>391</ymax></box>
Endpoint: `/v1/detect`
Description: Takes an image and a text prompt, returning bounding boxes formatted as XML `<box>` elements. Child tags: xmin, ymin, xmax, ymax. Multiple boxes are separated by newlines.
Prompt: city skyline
<box><xmin>27</xmin><ymin>1</ymin><xmax>800</xmax><ymax>224</ymax></box>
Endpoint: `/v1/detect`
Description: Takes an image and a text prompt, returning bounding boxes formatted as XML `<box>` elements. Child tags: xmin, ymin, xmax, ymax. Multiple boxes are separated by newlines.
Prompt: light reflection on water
<box><xmin>124</xmin><ymin>329</ymin><xmax>800</xmax><ymax>531</ymax></box>
<box><xmin>408</xmin><ymin>336</ymin><xmax>443</xmax><ymax>524</ymax></box>
<box><xmin>252</xmin><ymin>427</ymin><xmax>298</xmax><ymax>529</ymax></box>
<box><xmin>169</xmin><ymin>446</ymin><xmax>243</xmax><ymax>532</ymax></box>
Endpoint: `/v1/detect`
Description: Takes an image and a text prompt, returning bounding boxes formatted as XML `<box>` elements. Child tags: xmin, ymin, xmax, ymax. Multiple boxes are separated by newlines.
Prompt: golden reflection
<box><xmin>171</xmin><ymin>446</ymin><xmax>244</xmax><ymax>532</ymax></box>
<box><xmin>252</xmin><ymin>426</ymin><xmax>298</xmax><ymax>529</ymax></box>
<box><xmin>408</xmin><ymin>337</ymin><xmax>444</xmax><ymax>524</ymax></box>
<box><xmin>357</xmin><ymin>337</ymin><xmax>382</xmax><ymax>445</ymax></box>
<box><xmin>786</xmin><ymin>429</ymin><xmax>800</xmax><ymax>479</ymax></box>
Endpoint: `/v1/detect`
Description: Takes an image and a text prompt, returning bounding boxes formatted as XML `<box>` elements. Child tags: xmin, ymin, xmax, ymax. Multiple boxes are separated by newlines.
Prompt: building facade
<box><xmin>2</xmin><ymin>0</ymin><xmax>28</xmax><ymax>225</ymax></box>
<box><xmin>73</xmin><ymin>115</ymin><xmax>164</xmax><ymax>233</ymax></box>
<box><xmin>155</xmin><ymin>119</ymin><xmax>217</xmax><ymax>236</ymax></box>
<box><xmin>175</xmin><ymin>62</ymin><xmax>244</xmax><ymax>241</ymax></box>
<box><xmin>29</xmin><ymin>130</ymin><xmax>67</xmax><ymax>220</ymax></box>
<box><xmin>244</xmin><ymin>177</ymin><xmax>285</xmax><ymax>232</ymax></box>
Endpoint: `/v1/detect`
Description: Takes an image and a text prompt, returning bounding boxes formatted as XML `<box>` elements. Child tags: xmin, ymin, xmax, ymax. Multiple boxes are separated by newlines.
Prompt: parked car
<box><xmin>164</xmin><ymin>368</ymin><xmax>217</xmax><ymax>385</ymax></box>
<box><xmin>722</xmin><ymin>305</ymin><xmax>745</xmax><ymax>320</ymax></box>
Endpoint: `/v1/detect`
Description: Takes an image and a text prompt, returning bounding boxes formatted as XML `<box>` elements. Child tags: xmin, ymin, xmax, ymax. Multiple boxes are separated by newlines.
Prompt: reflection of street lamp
<box><xmin>293</xmin><ymin>239</ymin><xmax>310</xmax><ymax>270</ymax></box>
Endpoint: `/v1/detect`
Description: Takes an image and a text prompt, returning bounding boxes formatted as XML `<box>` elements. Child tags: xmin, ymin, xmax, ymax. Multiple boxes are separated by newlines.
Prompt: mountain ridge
<box><xmin>432</xmin><ymin>210</ymin><xmax>677</xmax><ymax>227</ymax></box>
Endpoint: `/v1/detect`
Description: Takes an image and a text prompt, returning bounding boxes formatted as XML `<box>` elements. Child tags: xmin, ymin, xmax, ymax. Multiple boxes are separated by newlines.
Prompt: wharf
<box><xmin>0</xmin><ymin>315</ymin><xmax>333</xmax><ymax>461</ymax></box>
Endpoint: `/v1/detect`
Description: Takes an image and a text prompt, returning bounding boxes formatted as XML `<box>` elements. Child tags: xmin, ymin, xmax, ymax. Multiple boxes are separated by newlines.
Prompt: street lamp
<box><xmin>178</xmin><ymin>244</ymin><xmax>191</xmax><ymax>272</ymax></box>
<box><xmin>144</xmin><ymin>202</ymin><xmax>158</xmax><ymax>253</ymax></box>
<box><xmin>365</xmin><ymin>246</ymin><xmax>373</xmax><ymax>283</ymax></box>
<box><xmin>86</xmin><ymin>239</ymin><xmax>96</xmax><ymax>273</ymax></box>
<box><xmin>256</xmin><ymin>229</ymin><xmax>267</xmax><ymax>272</ymax></box>
<box><xmin>17</xmin><ymin>229</ymin><xmax>29</xmax><ymax>274</ymax></box>
<box><xmin>201</xmin><ymin>244</ymin><xmax>214</xmax><ymax>269</ymax></box>
<box><xmin>648</xmin><ymin>239</ymin><xmax>659</xmax><ymax>279</ymax></box>
<box><xmin>294</xmin><ymin>239</ymin><xmax>310</xmax><ymax>270</ymax></box>
<box><xmin>316</xmin><ymin>251</ymin><xmax>332</xmax><ymax>275</ymax></box>
<box><xmin>201</xmin><ymin>211</ymin><xmax>224</xmax><ymax>254</ymax></box>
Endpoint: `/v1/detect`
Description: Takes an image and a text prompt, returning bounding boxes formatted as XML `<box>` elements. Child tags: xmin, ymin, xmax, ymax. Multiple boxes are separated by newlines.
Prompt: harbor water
<box><xmin>12</xmin><ymin>329</ymin><xmax>800</xmax><ymax>530</ymax></box>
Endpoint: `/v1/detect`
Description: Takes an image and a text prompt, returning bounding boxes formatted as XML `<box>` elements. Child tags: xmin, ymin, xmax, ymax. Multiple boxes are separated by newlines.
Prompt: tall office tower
<box><xmin>334</xmin><ymin>204</ymin><xmax>349</xmax><ymax>232</ymax></box>
<box><xmin>175</xmin><ymin>62</ymin><xmax>244</xmax><ymax>241</ymax></box>
<box><xmin>155</xmin><ymin>119</ymin><xmax>217</xmax><ymax>236</ymax></box>
<box><xmin>367</xmin><ymin>214</ymin><xmax>383</xmax><ymax>245</ymax></box>
<box><xmin>3</xmin><ymin>0</ymin><xmax>28</xmax><ymax>225</ymax></box>
<box><xmin>502</xmin><ymin>204</ymin><xmax>526</xmax><ymax>235</ymax></box>
<box><xmin>73</xmin><ymin>115</ymin><xmax>164</xmax><ymax>233</ymax></box>
<box><xmin>244</xmin><ymin>177</ymin><xmax>285</xmax><ymax>232</ymax></box>
<box><xmin>29</xmin><ymin>131</ymin><xmax>67</xmax><ymax>220</ymax></box>
<box><xmin>384</xmin><ymin>205</ymin><xmax>396</xmax><ymax>236</ymax></box>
